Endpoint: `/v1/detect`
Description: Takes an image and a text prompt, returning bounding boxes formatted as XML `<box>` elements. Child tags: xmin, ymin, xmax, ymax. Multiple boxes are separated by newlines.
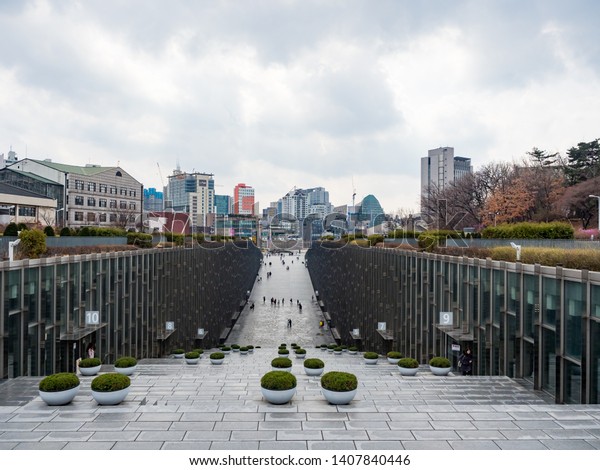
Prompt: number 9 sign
<box><xmin>439</xmin><ymin>311</ymin><xmax>453</xmax><ymax>325</ymax></box>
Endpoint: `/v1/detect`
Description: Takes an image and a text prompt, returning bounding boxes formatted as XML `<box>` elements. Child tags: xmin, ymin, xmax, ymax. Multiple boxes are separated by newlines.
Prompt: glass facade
<box><xmin>0</xmin><ymin>244</ymin><xmax>261</xmax><ymax>380</ymax></box>
<box><xmin>307</xmin><ymin>244</ymin><xmax>600</xmax><ymax>404</ymax></box>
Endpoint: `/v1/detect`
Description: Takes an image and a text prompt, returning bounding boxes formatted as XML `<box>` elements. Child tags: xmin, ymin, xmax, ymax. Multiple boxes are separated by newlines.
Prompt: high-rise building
<box><xmin>165</xmin><ymin>169</ymin><xmax>214</xmax><ymax>229</ymax></box>
<box><xmin>143</xmin><ymin>188</ymin><xmax>164</xmax><ymax>212</ymax></box>
<box><xmin>233</xmin><ymin>183</ymin><xmax>255</xmax><ymax>215</ymax></box>
<box><xmin>214</xmin><ymin>194</ymin><xmax>233</xmax><ymax>215</ymax></box>
<box><xmin>420</xmin><ymin>147</ymin><xmax>472</xmax><ymax>196</ymax></box>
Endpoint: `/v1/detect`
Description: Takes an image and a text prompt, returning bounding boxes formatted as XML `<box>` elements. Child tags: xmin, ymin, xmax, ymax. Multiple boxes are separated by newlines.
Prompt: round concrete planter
<box><xmin>79</xmin><ymin>365</ymin><xmax>101</xmax><ymax>376</ymax></box>
<box><xmin>364</xmin><ymin>358</ymin><xmax>378</xmax><ymax>365</ymax></box>
<box><xmin>304</xmin><ymin>367</ymin><xmax>324</xmax><ymax>377</ymax></box>
<box><xmin>272</xmin><ymin>366</ymin><xmax>292</xmax><ymax>372</ymax></box>
<box><xmin>387</xmin><ymin>357</ymin><xmax>401</xmax><ymax>365</ymax></box>
<box><xmin>261</xmin><ymin>387</ymin><xmax>296</xmax><ymax>404</ymax></box>
<box><xmin>114</xmin><ymin>366</ymin><xmax>136</xmax><ymax>376</ymax></box>
<box><xmin>210</xmin><ymin>358</ymin><xmax>224</xmax><ymax>365</ymax></box>
<box><xmin>185</xmin><ymin>358</ymin><xmax>199</xmax><ymax>365</ymax></box>
<box><xmin>39</xmin><ymin>385</ymin><xmax>80</xmax><ymax>406</ymax></box>
<box><xmin>321</xmin><ymin>388</ymin><xmax>357</xmax><ymax>405</ymax></box>
<box><xmin>92</xmin><ymin>387</ymin><xmax>130</xmax><ymax>406</ymax></box>
<box><xmin>398</xmin><ymin>366</ymin><xmax>419</xmax><ymax>376</ymax></box>
<box><xmin>173</xmin><ymin>353</ymin><xmax>184</xmax><ymax>359</ymax></box>
<box><xmin>429</xmin><ymin>366</ymin><xmax>452</xmax><ymax>376</ymax></box>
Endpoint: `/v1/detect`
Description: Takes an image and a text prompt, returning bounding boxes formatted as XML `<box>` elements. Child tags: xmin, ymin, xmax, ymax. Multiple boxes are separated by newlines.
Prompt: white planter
<box><xmin>398</xmin><ymin>366</ymin><xmax>419</xmax><ymax>376</ymax></box>
<box><xmin>321</xmin><ymin>387</ymin><xmax>358</xmax><ymax>405</ymax></box>
<box><xmin>39</xmin><ymin>385</ymin><xmax>80</xmax><ymax>406</ymax></box>
<box><xmin>364</xmin><ymin>358</ymin><xmax>378</xmax><ymax>365</ymax></box>
<box><xmin>221</xmin><ymin>350</ymin><xmax>231</xmax><ymax>355</ymax></box>
<box><xmin>185</xmin><ymin>358</ymin><xmax>199</xmax><ymax>365</ymax></box>
<box><xmin>348</xmin><ymin>350</ymin><xmax>358</xmax><ymax>355</ymax></box>
<box><xmin>240</xmin><ymin>350</ymin><xmax>248</xmax><ymax>355</ymax></box>
<box><xmin>173</xmin><ymin>353</ymin><xmax>184</xmax><ymax>359</ymax></box>
<box><xmin>430</xmin><ymin>366</ymin><xmax>452</xmax><ymax>376</ymax></box>
<box><xmin>92</xmin><ymin>387</ymin><xmax>130</xmax><ymax>405</ymax></box>
<box><xmin>272</xmin><ymin>366</ymin><xmax>292</xmax><ymax>372</ymax></box>
<box><xmin>261</xmin><ymin>387</ymin><xmax>296</xmax><ymax>404</ymax></box>
<box><xmin>114</xmin><ymin>366</ymin><xmax>136</xmax><ymax>376</ymax></box>
<box><xmin>79</xmin><ymin>365</ymin><xmax>101</xmax><ymax>376</ymax></box>
<box><xmin>333</xmin><ymin>351</ymin><xmax>342</xmax><ymax>355</ymax></box>
<box><xmin>278</xmin><ymin>353</ymin><xmax>289</xmax><ymax>358</ymax></box>
<box><xmin>295</xmin><ymin>354</ymin><xmax>306</xmax><ymax>359</ymax></box>
<box><xmin>210</xmin><ymin>358</ymin><xmax>224</xmax><ymax>365</ymax></box>
<box><xmin>232</xmin><ymin>349</ymin><xmax>240</xmax><ymax>353</ymax></box>
<box><xmin>387</xmin><ymin>357</ymin><xmax>401</xmax><ymax>364</ymax></box>
<box><xmin>304</xmin><ymin>367</ymin><xmax>324</xmax><ymax>377</ymax></box>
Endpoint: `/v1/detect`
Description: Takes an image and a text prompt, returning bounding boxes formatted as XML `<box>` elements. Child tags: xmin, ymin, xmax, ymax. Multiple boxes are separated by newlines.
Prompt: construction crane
<box><xmin>156</xmin><ymin>163</ymin><xmax>165</xmax><ymax>189</ymax></box>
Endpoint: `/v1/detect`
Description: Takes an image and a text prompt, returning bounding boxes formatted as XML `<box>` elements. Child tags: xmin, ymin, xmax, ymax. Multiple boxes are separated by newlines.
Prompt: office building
<box><xmin>233</xmin><ymin>183</ymin><xmax>255</xmax><ymax>215</ymax></box>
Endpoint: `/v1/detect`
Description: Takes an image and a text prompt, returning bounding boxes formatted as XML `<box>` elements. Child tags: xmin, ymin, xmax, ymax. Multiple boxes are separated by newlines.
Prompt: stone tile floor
<box><xmin>1</xmin><ymin>251</ymin><xmax>599</xmax><ymax>450</ymax></box>
<box><xmin>1</xmin><ymin>348</ymin><xmax>600</xmax><ymax>450</ymax></box>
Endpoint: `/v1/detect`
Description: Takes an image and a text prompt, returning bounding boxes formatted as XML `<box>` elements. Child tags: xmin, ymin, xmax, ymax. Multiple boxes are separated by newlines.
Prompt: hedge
<box><xmin>490</xmin><ymin>247</ymin><xmax>600</xmax><ymax>271</ymax></box>
<box><xmin>127</xmin><ymin>233</ymin><xmax>153</xmax><ymax>248</ymax></box>
<box><xmin>482</xmin><ymin>222</ymin><xmax>574</xmax><ymax>239</ymax></box>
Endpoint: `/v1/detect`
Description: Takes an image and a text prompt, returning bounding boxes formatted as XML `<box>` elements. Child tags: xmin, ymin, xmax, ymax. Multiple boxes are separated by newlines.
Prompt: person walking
<box><xmin>287</xmin><ymin>318</ymin><xmax>292</xmax><ymax>328</ymax></box>
<box><xmin>459</xmin><ymin>348</ymin><xmax>474</xmax><ymax>376</ymax></box>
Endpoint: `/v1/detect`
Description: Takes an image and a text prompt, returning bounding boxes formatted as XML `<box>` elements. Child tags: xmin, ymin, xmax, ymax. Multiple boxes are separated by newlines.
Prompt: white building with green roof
<box><xmin>1</xmin><ymin>159</ymin><xmax>142</xmax><ymax>230</ymax></box>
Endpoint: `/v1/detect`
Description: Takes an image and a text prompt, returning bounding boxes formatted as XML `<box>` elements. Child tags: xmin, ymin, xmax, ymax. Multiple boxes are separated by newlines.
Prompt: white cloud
<box><xmin>1</xmin><ymin>0</ymin><xmax>600</xmax><ymax>214</ymax></box>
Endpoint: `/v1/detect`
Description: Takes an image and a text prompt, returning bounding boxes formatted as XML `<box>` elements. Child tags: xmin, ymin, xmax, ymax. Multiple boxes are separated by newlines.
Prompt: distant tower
<box><xmin>421</xmin><ymin>146</ymin><xmax>472</xmax><ymax>197</ymax></box>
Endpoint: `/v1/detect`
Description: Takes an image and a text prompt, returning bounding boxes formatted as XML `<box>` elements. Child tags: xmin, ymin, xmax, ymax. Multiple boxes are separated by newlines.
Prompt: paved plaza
<box><xmin>1</xmin><ymin>251</ymin><xmax>600</xmax><ymax>450</ymax></box>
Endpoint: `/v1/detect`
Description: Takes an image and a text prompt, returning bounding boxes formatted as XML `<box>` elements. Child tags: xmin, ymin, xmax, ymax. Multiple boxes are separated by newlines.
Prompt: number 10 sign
<box><xmin>439</xmin><ymin>311</ymin><xmax>453</xmax><ymax>325</ymax></box>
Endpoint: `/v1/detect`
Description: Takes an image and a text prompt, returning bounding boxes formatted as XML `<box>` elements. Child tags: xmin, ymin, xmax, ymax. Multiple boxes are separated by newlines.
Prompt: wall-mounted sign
<box><xmin>166</xmin><ymin>321</ymin><xmax>175</xmax><ymax>331</ymax></box>
<box><xmin>352</xmin><ymin>328</ymin><xmax>360</xmax><ymax>336</ymax></box>
<box><xmin>85</xmin><ymin>311</ymin><xmax>100</xmax><ymax>325</ymax></box>
<box><xmin>197</xmin><ymin>328</ymin><xmax>205</xmax><ymax>336</ymax></box>
<box><xmin>377</xmin><ymin>322</ymin><xmax>387</xmax><ymax>331</ymax></box>
<box><xmin>452</xmin><ymin>344</ymin><xmax>461</xmax><ymax>352</ymax></box>
<box><xmin>439</xmin><ymin>312</ymin><xmax>453</xmax><ymax>325</ymax></box>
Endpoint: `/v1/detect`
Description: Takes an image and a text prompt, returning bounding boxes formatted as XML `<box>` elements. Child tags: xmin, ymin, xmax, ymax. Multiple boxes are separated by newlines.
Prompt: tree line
<box><xmin>421</xmin><ymin>138</ymin><xmax>600</xmax><ymax>230</ymax></box>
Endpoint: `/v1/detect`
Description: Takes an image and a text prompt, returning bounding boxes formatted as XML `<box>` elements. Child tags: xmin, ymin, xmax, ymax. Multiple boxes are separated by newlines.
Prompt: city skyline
<box><xmin>1</xmin><ymin>1</ymin><xmax>600</xmax><ymax>214</ymax></box>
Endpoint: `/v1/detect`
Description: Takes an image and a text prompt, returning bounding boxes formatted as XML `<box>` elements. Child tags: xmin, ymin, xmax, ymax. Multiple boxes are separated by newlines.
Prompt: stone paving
<box><xmin>0</xmin><ymin>251</ymin><xmax>600</xmax><ymax>450</ymax></box>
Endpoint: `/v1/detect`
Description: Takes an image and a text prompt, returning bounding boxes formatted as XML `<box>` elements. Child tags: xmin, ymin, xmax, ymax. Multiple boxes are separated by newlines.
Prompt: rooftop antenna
<box><xmin>352</xmin><ymin>176</ymin><xmax>356</xmax><ymax>208</ymax></box>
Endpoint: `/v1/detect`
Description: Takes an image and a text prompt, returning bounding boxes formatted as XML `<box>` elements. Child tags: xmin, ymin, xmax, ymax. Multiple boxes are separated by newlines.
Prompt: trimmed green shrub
<box><xmin>79</xmin><ymin>358</ymin><xmax>101</xmax><ymax>368</ymax></box>
<box><xmin>387</xmin><ymin>351</ymin><xmax>403</xmax><ymax>359</ymax></box>
<box><xmin>231</xmin><ymin>344</ymin><xmax>240</xmax><ymax>349</ymax></box>
<box><xmin>172</xmin><ymin>348</ymin><xmax>185</xmax><ymax>355</ymax></box>
<box><xmin>220</xmin><ymin>346</ymin><xmax>231</xmax><ymax>352</ymax></box>
<box><xmin>334</xmin><ymin>347</ymin><xmax>343</xmax><ymax>352</ymax></box>
<box><xmin>3</xmin><ymin>222</ymin><xmax>19</xmax><ymax>236</ymax></box>
<box><xmin>271</xmin><ymin>357</ymin><xmax>293</xmax><ymax>368</ymax></box>
<box><xmin>429</xmin><ymin>357</ymin><xmax>451</xmax><ymax>368</ymax></box>
<box><xmin>260</xmin><ymin>371</ymin><xmax>297</xmax><ymax>390</ymax></box>
<box><xmin>185</xmin><ymin>351</ymin><xmax>200</xmax><ymax>359</ymax></box>
<box><xmin>482</xmin><ymin>222</ymin><xmax>574</xmax><ymax>239</ymax></box>
<box><xmin>239</xmin><ymin>346</ymin><xmax>248</xmax><ymax>352</ymax></box>
<box><xmin>39</xmin><ymin>373</ymin><xmax>80</xmax><ymax>392</ymax></box>
<box><xmin>295</xmin><ymin>348</ymin><xmax>306</xmax><ymax>354</ymax></box>
<box><xmin>368</xmin><ymin>234</ymin><xmax>385</xmax><ymax>245</ymax></box>
<box><xmin>127</xmin><ymin>232</ymin><xmax>152</xmax><ymax>248</ymax></box>
<box><xmin>321</xmin><ymin>371</ymin><xmax>358</xmax><ymax>392</ymax></box>
<box><xmin>59</xmin><ymin>227</ymin><xmax>73</xmax><ymax>236</ymax></box>
<box><xmin>114</xmin><ymin>357</ymin><xmax>137</xmax><ymax>368</ymax></box>
<box><xmin>363</xmin><ymin>352</ymin><xmax>379</xmax><ymax>360</ymax></box>
<box><xmin>43</xmin><ymin>225</ymin><xmax>55</xmax><ymax>237</ymax></box>
<box><xmin>246</xmin><ymin>345</ymin><xmax>254</xmax><ymax>350</ymax></box>
<box><xmin>193</xmin><ymin>349</ymin><xmax>204</xmax><ymax>354</ymax></box>
<box><xmin>210</xmin><ymin>352</ymin><xmax>225</xmax><ymax>360</ymax></box>
<box><xmin>91</xmin><ymin>373</ymin><xmax>130</xmax><ymax>392</ymax></box>
<box><xmin>490</xmin><ymin>246</ymin><xmax>600</xmax><ymax>271</ymax></box>
<box><xmin>278</xmin><ymin>349</ymin><xmax>289</xmax><ymax>355</ymax></box>
<box><xmin>398</xmin><ymin>357</ymin><xmax>419</xmax><ymax>368</ymax></box>
<box><xmin>348</xmin><ymin>346</ymin><xmax>358</xmax><ymax>352</ymax></box>
<box><xmin>303</xmin><ymin>358</ymin><xmax>325</xmax><ymax>369</ymax></box>
<box><xmin>19</xmin><ymin>229</ymin><xmax>47</xmax><ymax>259</ymax></box>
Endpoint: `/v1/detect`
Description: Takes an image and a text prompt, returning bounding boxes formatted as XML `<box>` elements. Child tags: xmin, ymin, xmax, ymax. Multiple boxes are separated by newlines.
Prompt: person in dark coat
<box><xmin>459</xmin><ymin>348</ymin><xmax>473</xmax><ymax>375</ymax></box>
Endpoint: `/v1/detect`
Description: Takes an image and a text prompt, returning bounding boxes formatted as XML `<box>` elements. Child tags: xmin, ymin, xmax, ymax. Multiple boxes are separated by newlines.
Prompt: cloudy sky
<box><xmin>1</xmin><ymin>0</ymin><xmax>600</xmax><ymax>214</ymax></box>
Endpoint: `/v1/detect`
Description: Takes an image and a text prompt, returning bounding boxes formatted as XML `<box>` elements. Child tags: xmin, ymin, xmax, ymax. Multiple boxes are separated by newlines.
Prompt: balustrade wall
<box><xmin>0</xmin><ymin>243</ymin><xmax>261</xmax><ymax>379</ymax></box>
<box><xmin>306</xmin><ymin>243</ymin><xmax>600</xmax><ymax>404</ymax></box>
